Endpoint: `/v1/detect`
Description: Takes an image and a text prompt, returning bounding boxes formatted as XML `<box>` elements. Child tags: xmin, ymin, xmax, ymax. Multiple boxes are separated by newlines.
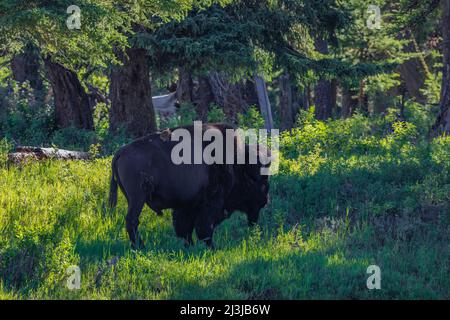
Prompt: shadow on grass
<box><xmin>167</xmin><ymin>249</ymin><xmax>372</xmax><ymax>300</ymax></box>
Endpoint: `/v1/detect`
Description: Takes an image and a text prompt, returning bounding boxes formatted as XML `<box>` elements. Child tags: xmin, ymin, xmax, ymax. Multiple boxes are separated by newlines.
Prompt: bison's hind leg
<box><xmin>172</xmin><ymin>209</ymin><xmax>195</xmax><ymax>247</ymax></box>
<box><xmin>126</xmin><ymin>195</ymin><xmax>146</xmax><ymax>250</ymax></box>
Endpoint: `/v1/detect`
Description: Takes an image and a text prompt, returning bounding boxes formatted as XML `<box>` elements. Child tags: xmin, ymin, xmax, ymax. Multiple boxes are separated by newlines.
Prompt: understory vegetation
<box><xmin>1</xmin><ymin>106</ymin><xmax>448</xmax><ymax>299</ymax></box>
<box><xmin>1</xmin><ymin>0</ymin><xmax>449</xmax><ymax>301</ymax></box>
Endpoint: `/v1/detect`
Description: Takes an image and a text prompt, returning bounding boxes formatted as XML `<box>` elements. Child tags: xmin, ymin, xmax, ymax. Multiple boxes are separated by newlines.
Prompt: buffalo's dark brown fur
<box><xmin>109</xmin><ymin>123</ymin><xmax>269</xmax><ymax>249</ymax></box>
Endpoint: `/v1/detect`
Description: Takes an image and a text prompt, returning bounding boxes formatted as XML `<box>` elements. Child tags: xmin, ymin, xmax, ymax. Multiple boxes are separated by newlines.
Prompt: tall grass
<box><xmin>0</xmin><ymin>112</ymin><xmax>448</xmax><ymax>299</ymax></box>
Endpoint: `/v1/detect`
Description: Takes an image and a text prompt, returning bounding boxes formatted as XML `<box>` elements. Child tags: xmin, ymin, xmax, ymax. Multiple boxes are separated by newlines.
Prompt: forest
<box><xmin>0</xmin><ymin>0</ymin><xmax>449</xmax><ymax>299</ymax></box>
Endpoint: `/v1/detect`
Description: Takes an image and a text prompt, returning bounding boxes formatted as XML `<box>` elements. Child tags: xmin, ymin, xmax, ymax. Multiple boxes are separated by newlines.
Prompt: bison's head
<box><xmin>226</xmin><ymin>144</ymin><xmax>271</xmax><ymax>226</ymax></box>
<box><xmin>242</xmin><ymin>163</ymin><xmax>270</xmax><ymax>226</ymax></box>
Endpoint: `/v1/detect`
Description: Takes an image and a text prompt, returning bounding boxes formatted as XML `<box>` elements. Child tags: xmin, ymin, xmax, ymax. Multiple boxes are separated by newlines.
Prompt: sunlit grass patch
<box><xmin>0</xmin><ymin>116</ymin><xmax>448</xmax><ymax>299</ymax></box>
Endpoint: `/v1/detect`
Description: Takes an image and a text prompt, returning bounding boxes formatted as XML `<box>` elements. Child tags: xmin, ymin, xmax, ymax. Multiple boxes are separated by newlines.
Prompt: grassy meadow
<box><xmin>0</xmin><ymin>110</ymin><xmax>449</xmax><ymax>299</ymax></box>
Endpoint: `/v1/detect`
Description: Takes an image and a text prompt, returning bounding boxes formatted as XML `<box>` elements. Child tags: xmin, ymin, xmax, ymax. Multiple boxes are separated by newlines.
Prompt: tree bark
<box><xmin>44</xmin><ymin>58</ymin><xmax>94</xmax><ymax>130</ymax></box>
<box><xmin>110</xmin><ymin>48</ymin><xmax>156</xmax><ymax>137</ymax></box>
<box><xmin>279</xmin><ymin>72</ymin><xmax>294</xmax><ymax>130</ymax></box>
<box><xmin>207</xmin><ymin>72</ymin><xmax>248</xmax><ymax>121</ymax></box>
<box><xmin>11</xmin><ymin>44</ymin><xmax>43</xmax><ymax>92</ymax></box>
<box><xmin>298</xmin><ymin>86</ymin><xmax>311</xmax><ymax>111</ymax></box>
<box><xmin>331</xmin><ymin>79</ymin><xmax>337</xmax><ymax>116</ymax></box>
<box><xmin>397</xmin><ymin>30</ymin><xmax>427</xmax><ymax>103</ymax></box>
<box><xmin>314</xmin><ymin>38</ymin><xmax>334</xmax><ymax>120</ymax></box>
<box><xmin>254</xmin><ymin>75</ymin><xmax>274</xmax><ymax>129</ymax></box>
<box><xmin>373</xmin><ymin>86</ymin><xmax>398</xmax><ymax>115</ymax></box>
<box><xmin>432</xmin><ymin>0</ymin><xmax>450</xmax><ymax>135</ymax></box>
<box><xmin>342</xmin><ymin>86</ymin><xmax>358</xmax><ymax>118</ymax></box>
<box><xmin>176</xmin><ymin>67</ymin><xmax>208</xmax><ymax>120</ymax></box>
<box><xmin>177</xmin><ymin>67</ymin><xmax>194</xmax><ymax>104</ymax></box>
<box><xmin>193</xmin><ymin>76</ymin><xmax>215</xmax><ymax>120</ymax></box>
<box><xmin>358</xmin><ymin>79</ymin><xmax>369</xmax><ymax>115</ymax></box>
<box><xmin>176</xmin><ymin>70</ymin><xmax>257</xmax><ymax>122</ymax></box>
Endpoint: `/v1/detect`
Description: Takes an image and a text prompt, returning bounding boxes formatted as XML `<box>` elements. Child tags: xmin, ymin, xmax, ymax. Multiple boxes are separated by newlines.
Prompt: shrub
<box><xmin>178</xmin><ymin>102</ymin><xmax>198</xmax><ymax>126</ymax></box>
<box><xmin>0</xmin><ymin>81</ymin><xmax>54</xmax><ymax>146</ymax></box>
<box><xmin>51</xmin><ymin>127</ymin><xmax>97</xmax><ymax>151</ymax></box>
<box><xmin>207</xmin><ymin>104</ymin><xmax>226</xmax><ymax>123</ymax></box>
<box><xmin>237</xmin><ymin>106</ymin><xmax>265</xmax><ymax>129</ymax></box>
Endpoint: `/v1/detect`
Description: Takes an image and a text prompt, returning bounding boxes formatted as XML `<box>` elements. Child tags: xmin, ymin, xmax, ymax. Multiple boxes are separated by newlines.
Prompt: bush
<box><xmin>51</xmin><ymin>127</ymin><xmax>97</xmax><ymax>151</ymax></box>
<box><xmin>237</xmin><ymin>106</ymin><xmax>265</xmax><ymax>129</ymax></box>
<box><xmin>207</xmin><ymin>104</ymin><xmax>226</xmax><ymax>123</ymax></box>
<box><xmin>0</xmin><ymin>81</ymin><xmax>54</xmax><ymax>146</ymax></box>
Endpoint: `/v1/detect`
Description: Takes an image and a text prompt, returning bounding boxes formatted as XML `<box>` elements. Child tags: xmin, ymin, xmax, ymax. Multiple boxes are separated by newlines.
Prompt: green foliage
<box><xmin>430</xmin><ymin>135</ymin><xmax>450</xmax><ymax>169</ymax></box>
<box><xmin>158</xmin><ymin>102</ymin><xmax>199</xmax><ymax>129</ymax></box>
<box><xmin>145</xmin><ymin>0</ymin><xmax>356</xmax><ymax>80</ymax></box>
<box><xmin>0</xmin><ymin>81</ymin><xmax>54</xmax><ymax>146</ymax></box>
<box><xmin>336</xmin><ymin>0</ymin><xmax>411</xmax><ymax>89</ymax></box>
<box><xmin>207</xmin><ymin>104</ymin><xmax>226</xmax><ymax>123</ymax></box>
<box><xmin>390</xmin><ymin>0</ymin><xmax>441</xmax><ymax>33</ymax></box>
<box><xmin>237</xmin><ymin>106</ymin><xmax>265</xmax><ymax>129</ymax></box>
<box><xmin>0</xmin><ymin>1</ymin><xmax>129</xmax><ymax>68</ymax></box>
<box><xmin>0</xmin><ymin>0</ymin><xmax>448</xmax><ymax>300</ymax></box>
<box><xmin>51</xmin><ymin>128</ymin><xmax>97</xmax><ymax>151</ymax></box>
<box><xmin>0</xmin><ymin>114</ymin><xmax>448</xmax><ymax>299</ymax></box>
<box><xmin>422</xmin><ymin>73</ymin><xmax>442</xmax><ymax>105</ymax></box>
<box><xmin>0</xmin><ymin>138</ymin><xmax>12</xmax><ymax>168</ymax></box>
<box><xmin>178</xmin><ymin>102</ymin><xmax>199</xmax><ymax>125</ymax></box>
<box><xmin>402</xmin><ymin>101</ymin><xmax>438</xmax><ymax>135</ymax></box>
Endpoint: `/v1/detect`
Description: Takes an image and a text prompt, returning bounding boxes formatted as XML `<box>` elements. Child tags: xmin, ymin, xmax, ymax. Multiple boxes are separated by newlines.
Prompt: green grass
<box><xmin>0</xmin><ymin>114</ymin><xmax>449</xmax><ymax>299</ymax></box>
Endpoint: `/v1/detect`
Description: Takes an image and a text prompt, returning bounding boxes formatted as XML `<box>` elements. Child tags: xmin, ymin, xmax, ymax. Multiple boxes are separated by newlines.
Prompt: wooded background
<box><xmin>0</xmin><ymin>0</ymin><xmax>449</xmax><ymax>147</ymax></box>
<box><xmin>1</xmin><ymin>1</ymin><xmax>449</xmax><ymax>300</ymax></box>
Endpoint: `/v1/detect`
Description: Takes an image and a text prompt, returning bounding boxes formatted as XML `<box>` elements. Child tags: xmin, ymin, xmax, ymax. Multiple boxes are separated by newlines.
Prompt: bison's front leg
<box><xmin>172</xmin><ymin>209</ymin><xmax>195</xmax><ymax>247</ymax></box>
<box><xmin>194</xmin><ymin>204</ymin><xmax>224</xmax><ymax>249</ymax></box>
<box><xmin>195</xmin><ymin>219</ymin><xmax>215</xmax><ymax>248</ymax></box>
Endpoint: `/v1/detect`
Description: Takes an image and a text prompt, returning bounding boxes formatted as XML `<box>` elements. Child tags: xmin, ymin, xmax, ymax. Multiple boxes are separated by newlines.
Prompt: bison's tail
<box><xmin>109</xmin><ymin>158</ymin><xmax>118</xmax><ymax>209</ymax></box>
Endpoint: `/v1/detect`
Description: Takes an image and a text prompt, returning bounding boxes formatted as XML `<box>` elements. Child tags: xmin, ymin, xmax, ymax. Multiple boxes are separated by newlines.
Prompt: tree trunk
<box><xmin>177</xmin><ymin>67</ymin><xmax>193</xmax><ymax>104</ymax></box>
<box><xmin>298</xmin><ymin>86</ymin><xmax>311</xmax><ymax>111</ymax></box>
<box><xmin>254</xmin><ymin>75</ymin><xmax>274</xmax><ymax>130</ymax></box>
<box><xmin>432</xmin><ymin>0</ymin><xmax>450</xmax><ymax>135</ymax></box>
<box><xmin>342</xmin><ymin>86</ymin><xmax>358</xmax><ymax>118</ymax></box>
<box><xmin>279</xmin><ymin>72</ymin><xmax>294</xmax><ymax>130</ymax></box>
<box><xmin>291</xmin><ymin>85</ymin><xmax>301</xmax><ymax>118</ymax></box>
<box><xmin>110</xmin><ymin>48</ymin><xmax>156</xmax><ymax>137</ymax></box>
<box><xmin>331</xmin><ymin>79</ymin><xmax>337</xmax><ymax>116</ymax></box>
<box><xmin>193</xmin><ymin>76</ymin><xmax>215</xmax><ymax>120</ymax></box>
<box><xmin>242</xmin><ymin>80</ymin><xmax>259</xmax><ymax>108</ymax></box>
<box><xmin>314</xmin><ymin>78</ymin><xmax>333</xmax><ymax>120</ymax></box>
<box><xmin>313</xmin><ymin>38</ymin><xmax>334</xmax><ymax>120</ymax></box>
<box><xmin>207</xmin><ymin>72</ymin><xmax>248</xmax><ymax>121</ymax></box>
<box><xmin>373</xmin><ymin>86</ymin><xmax>398</xmax><ymax>115</ymax></box>
<box><xmin>44</xmin><ymin>58</ymin><xmax>94</xmax><ymax>130</ymax></box>
<box><xmin>11</xmin><ymin>44</ymin><xmax>43</xmax><ymax>92</ymax></box>
<box><xmin>397</xmin><ymin>30</ymin><xmax>427</xmax><ymax>103</ymax></box>
<box><xmin>358</xmin><ymin>79</ymin><xmax>369</xmax><ymax>115</ymax></box>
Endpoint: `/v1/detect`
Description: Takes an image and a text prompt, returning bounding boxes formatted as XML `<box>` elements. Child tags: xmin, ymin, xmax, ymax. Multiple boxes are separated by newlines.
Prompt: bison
<box><xmin>109</xmin><ymin>123</ymin><xmax>270</xmax><ymax>249</ymax></box>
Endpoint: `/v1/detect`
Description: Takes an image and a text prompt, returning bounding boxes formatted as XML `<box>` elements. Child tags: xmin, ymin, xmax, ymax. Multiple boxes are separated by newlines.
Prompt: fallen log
<box><xmin>8</xmin><ymin>147</ymin><xmax>91</xmax><ymax>164</ymax></box>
